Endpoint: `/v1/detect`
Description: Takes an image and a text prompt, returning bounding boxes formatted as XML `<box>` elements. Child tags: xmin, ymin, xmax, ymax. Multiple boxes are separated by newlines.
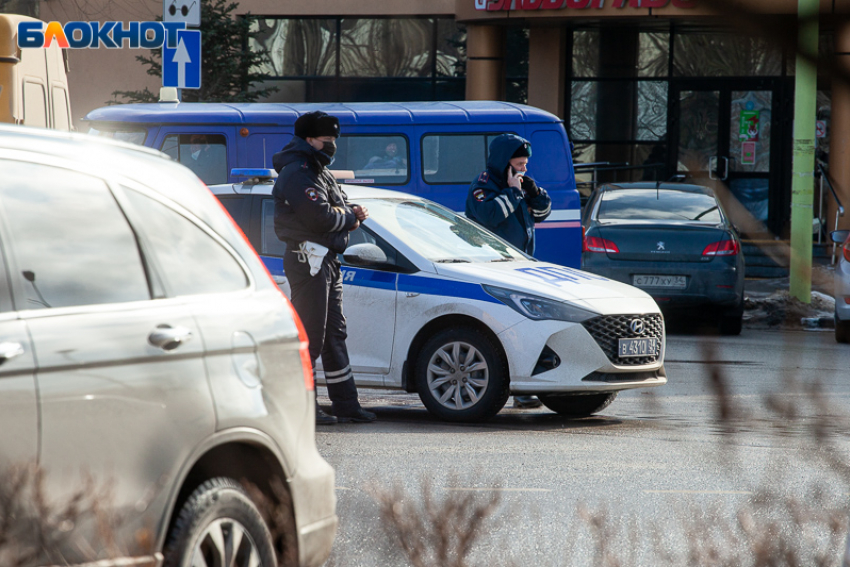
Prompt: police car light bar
<box><xmin>231</xmin><ymin>168</ymin><xmax>278</xmax><ymax>180</ymax></box>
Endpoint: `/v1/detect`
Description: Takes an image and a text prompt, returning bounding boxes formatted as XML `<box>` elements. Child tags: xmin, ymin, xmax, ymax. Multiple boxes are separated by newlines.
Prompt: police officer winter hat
<box><xmin>294</xmin><ymin>111</ymin><xmax>340</xmax><ymax>139</ymax></box>
<box><xmin>511</xmin><ymin>141</ymin><xmax>532</xmax><ymax>159</ymax></box>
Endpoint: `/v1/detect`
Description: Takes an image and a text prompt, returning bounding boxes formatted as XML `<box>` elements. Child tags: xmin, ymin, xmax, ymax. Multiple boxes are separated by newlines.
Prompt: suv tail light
<box><xmin>582</xmin><ymin>226</ymin><xmax>587</xmax><ymax>253</ymax></box>
<box><xmin>585</xmin><ymin>236</ymin><xmax>620</xmax><ymax>254</ymax></box>
<box><xmin>702</xmin><ymin>239</ymin><xmax>739</xmax><ymax>257</ymax></box>
<box><xmin>211</xmin><ymin>193</ymin><xmax>314</xmax><ymax>391</ymax></box>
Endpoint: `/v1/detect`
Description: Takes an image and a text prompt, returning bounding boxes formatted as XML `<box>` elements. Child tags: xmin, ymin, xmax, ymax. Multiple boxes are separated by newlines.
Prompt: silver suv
<box><xmin>0</xmin><ymin>126</ymin><xmax>336</xmax><ymax>566</ymax></box>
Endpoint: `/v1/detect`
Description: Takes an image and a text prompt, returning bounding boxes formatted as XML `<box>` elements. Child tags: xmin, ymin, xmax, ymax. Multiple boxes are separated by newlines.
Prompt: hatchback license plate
<box><xmin>632</xmin><ymin>275</ymin><xmax>687</xmax><ymax>289</ymax></box>
<box><xmin>618</xmin><ymin>337</ymin><xmax>657</xmax><ymax>358</ymax></box>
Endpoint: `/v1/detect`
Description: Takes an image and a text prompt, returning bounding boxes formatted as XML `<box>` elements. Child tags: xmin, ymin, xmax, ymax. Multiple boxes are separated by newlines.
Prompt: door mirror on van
<box><xmin>343</xmin><ymin>243</ymin><xmax>388</xmax><ymax>266</ymax></box>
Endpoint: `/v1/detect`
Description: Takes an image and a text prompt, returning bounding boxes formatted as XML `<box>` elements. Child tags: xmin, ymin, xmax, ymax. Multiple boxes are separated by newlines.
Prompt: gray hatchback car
<box><xmin>0</xmin><ymin>126</ymin><xmax>336</xmax><ymax>566</ymax></box>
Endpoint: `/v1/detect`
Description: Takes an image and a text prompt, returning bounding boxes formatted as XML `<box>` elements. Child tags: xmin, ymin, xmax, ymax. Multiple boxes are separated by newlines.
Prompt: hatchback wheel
<box><xmin>538</xmin><ymin>392</ymin><xmax>617</xmax><ymax>417</ymax></box>
<box><xmin>415</xmin><ymin>328</ymin><xmax>509</xmax><ymax>422</ymax></box>
<box><xmin>164</xmin><ymin>477</ymin><xmax>277</xmax><ymax>567</ymax></box>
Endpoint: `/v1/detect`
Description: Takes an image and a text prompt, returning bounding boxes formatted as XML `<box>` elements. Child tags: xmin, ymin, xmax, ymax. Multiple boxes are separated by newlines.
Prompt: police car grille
<box><xmin>581</xmin><ymin>314</ymin><xmax>664</xmax><ymax>366</ymax></box>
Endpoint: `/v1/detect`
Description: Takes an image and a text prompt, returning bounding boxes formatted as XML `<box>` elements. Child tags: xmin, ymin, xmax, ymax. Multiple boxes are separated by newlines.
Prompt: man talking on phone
<box><xmin>465</xmin><ymin>133</ymin><xmax>552</xmax><ymax>409</ymax></box>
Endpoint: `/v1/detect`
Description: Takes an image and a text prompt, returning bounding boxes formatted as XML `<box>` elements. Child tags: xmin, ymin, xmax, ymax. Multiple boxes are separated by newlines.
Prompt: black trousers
<box><xmin>284</xmin><ymin>250</ymin><xmax>360</xmax><ymax>414</ymax></box>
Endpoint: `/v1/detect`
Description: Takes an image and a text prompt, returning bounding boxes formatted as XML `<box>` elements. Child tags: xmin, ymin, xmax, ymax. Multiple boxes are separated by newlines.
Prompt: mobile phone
<box><xmin>511</xmin><ymin>166</ymin><xmax>525</xmax><ymax>177</ymax></box>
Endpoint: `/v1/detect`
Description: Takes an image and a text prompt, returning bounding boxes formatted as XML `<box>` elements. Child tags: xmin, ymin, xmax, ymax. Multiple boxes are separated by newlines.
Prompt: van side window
<box><xmin>334</xmin><ymin>135</ymin><xmax>409</xmax><ymax>185</ymax></box>
<box><xmin>0</xmin><ymin>161</ymin><xmax>150</xmax><ymax>310</ymax></box>
<box><xmin>421</xmin><ymin>134</ymin><xmax>502</xmax><ymax>184</ymax></box>
<box><xmin>161</xmin><ymin>134</ymin><xmax>228</xmax><ymax>185</ymax></box>
<box><xmin>23</xmin><ymin>82</ymin><xmax>47</xmax><ymax>128</ymax></box>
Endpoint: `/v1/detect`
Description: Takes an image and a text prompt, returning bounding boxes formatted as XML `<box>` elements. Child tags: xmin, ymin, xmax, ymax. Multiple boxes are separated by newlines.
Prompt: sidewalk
<box><xmin>743</xmin><ymin>264</ymin><xmax>836</xmax><ymax>329</ymax></box>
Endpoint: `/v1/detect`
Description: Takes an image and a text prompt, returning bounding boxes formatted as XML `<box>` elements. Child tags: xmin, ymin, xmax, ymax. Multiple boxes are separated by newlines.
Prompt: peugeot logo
<box><xmin>629</xmin><ymin>319</ymin><xmax>646</xmax><ymax>335</ymax></box>
<box><xmin>657</xmin><ymin>241</ymin><xmax>666</xmax><ymax>251</ymax></box>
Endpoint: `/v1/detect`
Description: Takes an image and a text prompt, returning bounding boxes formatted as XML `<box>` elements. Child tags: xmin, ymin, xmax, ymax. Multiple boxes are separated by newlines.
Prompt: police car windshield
<box><xmin>360</xmin><ymin>199</ymin><xmax>526</xmax><ymax>263</ymax></box>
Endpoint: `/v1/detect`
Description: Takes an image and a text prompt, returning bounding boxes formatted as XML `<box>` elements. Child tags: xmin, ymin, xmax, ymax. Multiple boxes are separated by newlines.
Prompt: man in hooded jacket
<box><xmin>465</xmin><ymin>133</ymin><xmax>552</xmax><ymax>408</ymax></box>
<box><xmin>272</xmin><ymin>110</ymin><xmax>376</xmax><ymax>425</ymax></box>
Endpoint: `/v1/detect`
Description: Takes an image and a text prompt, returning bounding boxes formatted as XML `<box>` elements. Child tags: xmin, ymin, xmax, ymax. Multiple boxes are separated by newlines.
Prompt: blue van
<box><xmin>83</xmin><ymin>101</ymin><xmax>580</xmax><ymax>267</ymax></box>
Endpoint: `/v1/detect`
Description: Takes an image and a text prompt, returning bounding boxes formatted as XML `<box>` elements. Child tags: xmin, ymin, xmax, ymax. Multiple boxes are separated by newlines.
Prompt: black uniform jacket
<box><xmin>272</xmin><ymin>136</ymin><xmax>358</xmax><ymax>254</ymax></box>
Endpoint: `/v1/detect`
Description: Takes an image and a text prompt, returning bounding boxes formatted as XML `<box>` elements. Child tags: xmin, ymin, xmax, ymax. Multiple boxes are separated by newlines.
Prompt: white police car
<box><xmin>214</xmin><ymin>170</ymin><xmax>667</xmax><ymax>422</ymax></box>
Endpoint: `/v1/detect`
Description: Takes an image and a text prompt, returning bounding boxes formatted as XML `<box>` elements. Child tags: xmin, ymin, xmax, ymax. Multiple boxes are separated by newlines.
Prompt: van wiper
<box><xmin>489</xmin><ymin>257</ymin><xmax>515</xmax><ymax>262</ymax></box>
<box><xmin>435</xmin><ymin>258</ymin><xmax>471</xmax><ymax>263</ymax></box>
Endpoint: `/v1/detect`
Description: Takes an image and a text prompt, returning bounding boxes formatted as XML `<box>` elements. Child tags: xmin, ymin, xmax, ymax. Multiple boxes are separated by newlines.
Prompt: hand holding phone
<box><xmin>507</xmin><ymin>166</ymin><xmax>522</xmax><ymax>189</ymax></box>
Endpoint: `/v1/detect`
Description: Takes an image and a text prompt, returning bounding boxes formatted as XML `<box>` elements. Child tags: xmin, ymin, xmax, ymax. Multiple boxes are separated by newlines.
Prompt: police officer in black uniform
<box><xmin>272</xmin><ymin>111</ymin><xmax>376</xmax><ymax>425</ymax></box>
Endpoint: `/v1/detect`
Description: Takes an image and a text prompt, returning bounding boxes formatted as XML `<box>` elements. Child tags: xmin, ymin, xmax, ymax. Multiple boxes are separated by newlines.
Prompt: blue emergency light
<box><xmin>230</xmin><ymin>168</ymin><xmax>277</xmax><ymax>182</ymax></box>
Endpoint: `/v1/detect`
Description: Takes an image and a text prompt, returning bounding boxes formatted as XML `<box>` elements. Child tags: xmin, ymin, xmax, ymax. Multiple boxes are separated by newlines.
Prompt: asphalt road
<box><xmin>316</xmin><ymin>328</ymin><xmax>850</xmax><ymax>567</ymax></box>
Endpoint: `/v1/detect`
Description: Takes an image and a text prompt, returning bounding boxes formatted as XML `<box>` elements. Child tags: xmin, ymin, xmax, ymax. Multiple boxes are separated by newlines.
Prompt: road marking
<box><xmin>643</xmin><ymin>490</ymin><xmax>752</xmax><ymax>495</ymax></box>
<box><xmin>445</xmin><ymin>488</ymin><xmax>552</xmax><ymax>493</ymax></box>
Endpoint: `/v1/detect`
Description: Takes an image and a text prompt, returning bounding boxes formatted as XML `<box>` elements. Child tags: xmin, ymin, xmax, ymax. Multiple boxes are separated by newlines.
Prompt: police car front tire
<box><xmin>415</xmin><ymin>328</ymin><xmax>510</xmax><ymax>422</ymax></box>
<box><xmin>538</xmin><ymin>392</ymin><xmax>617</xmax><ymax>418</ymax></box>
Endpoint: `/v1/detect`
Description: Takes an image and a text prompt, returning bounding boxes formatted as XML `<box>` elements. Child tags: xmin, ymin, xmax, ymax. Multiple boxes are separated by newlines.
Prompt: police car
<box><xmin>215</xmin><ymin>170</ymin><xmax>667</xmax><ymax>422</ymax></box>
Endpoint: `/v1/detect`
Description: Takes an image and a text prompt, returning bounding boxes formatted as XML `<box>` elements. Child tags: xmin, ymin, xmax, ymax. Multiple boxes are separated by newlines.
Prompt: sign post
<box><xmin>162</xmin><ymin>0</ymin><xmax>201</xmax><ymax>94</ymax></box>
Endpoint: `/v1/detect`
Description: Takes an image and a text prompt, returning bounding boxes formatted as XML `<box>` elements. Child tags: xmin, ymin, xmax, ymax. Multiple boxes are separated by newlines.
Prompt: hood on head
<box><xmin>486</xmin><ymin>133</ymin><xmax>530</xmax><ymax>175</ymax></box>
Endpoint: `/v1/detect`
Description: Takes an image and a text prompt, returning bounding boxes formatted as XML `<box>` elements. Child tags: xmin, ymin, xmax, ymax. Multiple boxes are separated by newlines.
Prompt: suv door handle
<box><xmin>148</xmin><ymin>325</ymin><xmax>193</xmax><ymax>351</ymax></box>
<box><xmin>0</xmin><ymin>342</ymin><xmax>25</xmax><ymax>364</ymax></box>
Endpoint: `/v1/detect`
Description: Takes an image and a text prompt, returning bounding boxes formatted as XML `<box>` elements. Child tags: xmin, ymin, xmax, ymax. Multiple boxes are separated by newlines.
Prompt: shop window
<box><xmin>573</xmin><ymin>143</ymin><xmax>667</xmax><ymax>198</ymax></box>
<box><xmin>249</xmin><ymin>18</ymin><xmax>337</xmax><ymax>77</ymax></box>
<box><xmin>673</xmin><ymin>32</ymin><xmax>781</xmax><ymax>77</ymax></box>
<box><xmin>572</xmin><ymin>30</ymin><xmax>600</xmax><ymax>78</ymax></box>
<box><xmin>570</xmin><ymin>81</ymin><xmax>597</xmax><ymax>140</ymax></box>
<box><xmin>334</xmin><ymin>135</ymin><xmax>410</xmax><ymax>185</ymax></box>
<box><xmin>437</xmin><ymin>19</ymin><xmax>467</xmax><ymax>77</ymax></box>
<box><xmin>161</xmin><ymin>134</ymin><xmax>228</xmax><ymax>185</ymax></box>
<box><xmin>638</xmin><ymin>32</ymin><xmax>670</xmax><ymax>78</ymax></box>
<box><xmin>637</xmin><ymin>81</ymin><xmax>668</xmax><ymax>141</ymax></box>
<box><xmin>340</xmin><ymin>19</ymin><xmax>433</xmax><ymax>77</ymax></box>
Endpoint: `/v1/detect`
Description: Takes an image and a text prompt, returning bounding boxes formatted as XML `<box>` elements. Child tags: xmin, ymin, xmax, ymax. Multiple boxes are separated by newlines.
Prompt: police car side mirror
<box><xmin>831</xmin><ymin>230</ymin><xmax>850</xmax><ymax>244</ymax></box>
<box><xmin>343</xmin><ymin>243</ymin><xmax>388</xmax><ymax>266</ymax></box>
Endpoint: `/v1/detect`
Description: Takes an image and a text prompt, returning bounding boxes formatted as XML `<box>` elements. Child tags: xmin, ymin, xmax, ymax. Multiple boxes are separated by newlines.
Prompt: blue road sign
<box><xmin>163</xmin><ymin>29</ymin><xmax>201</xmax><ymax>89</ymax></box>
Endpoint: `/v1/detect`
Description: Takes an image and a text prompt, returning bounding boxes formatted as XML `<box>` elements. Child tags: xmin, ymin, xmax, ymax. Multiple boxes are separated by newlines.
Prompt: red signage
<box><xmin>474</xmin><ymin>0</ymin><xmax>697</xmax><ymax>10</ymax></box>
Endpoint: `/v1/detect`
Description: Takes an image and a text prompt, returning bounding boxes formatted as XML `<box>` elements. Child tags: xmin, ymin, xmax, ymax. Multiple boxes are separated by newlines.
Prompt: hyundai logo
<box><xmin>629</xmin><ymin>319</ymin><xmax>645</xmax><ymax>335</ymax></box>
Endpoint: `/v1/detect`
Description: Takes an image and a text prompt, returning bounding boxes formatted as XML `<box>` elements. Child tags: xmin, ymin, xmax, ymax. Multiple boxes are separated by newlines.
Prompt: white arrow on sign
<box><xmin>173</xmin><ymin>38</ymin><xmax>192</xmax><ymax>88</ymax></box>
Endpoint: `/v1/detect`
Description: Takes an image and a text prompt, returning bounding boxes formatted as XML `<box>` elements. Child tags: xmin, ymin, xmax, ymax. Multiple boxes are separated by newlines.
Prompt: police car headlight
<box><xmin>482</xmin><ymin>285</ymin><xmax>597</xmax><ymax>323</ymax></box>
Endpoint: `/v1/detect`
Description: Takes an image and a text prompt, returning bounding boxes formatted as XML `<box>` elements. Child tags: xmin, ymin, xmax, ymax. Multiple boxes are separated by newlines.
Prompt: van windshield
<box><xmin>360</xmin><ymin>198</ymin><xmax>527</xmax><ymax>264</ymax></box>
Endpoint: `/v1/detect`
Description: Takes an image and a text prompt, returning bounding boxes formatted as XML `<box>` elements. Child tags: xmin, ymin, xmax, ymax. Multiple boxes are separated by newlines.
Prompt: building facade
<box><xmin>30</xmin><ymin>0</ymin><xmax>850</xmax><ymax>234</ymax></box>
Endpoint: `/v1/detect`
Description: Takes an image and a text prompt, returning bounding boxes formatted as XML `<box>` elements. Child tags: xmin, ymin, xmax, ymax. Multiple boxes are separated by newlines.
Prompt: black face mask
<box><xmin>321</xmin><ymin>141</ymin><xmax>337</xmax><ymax>158</ymax></box>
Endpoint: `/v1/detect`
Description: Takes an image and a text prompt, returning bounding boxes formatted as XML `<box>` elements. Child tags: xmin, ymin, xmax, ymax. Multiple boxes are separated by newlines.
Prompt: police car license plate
<box><xmin>618</xmin><ymin>338</ymin><xmax>656</xmax><ymax>358</ymax></box>
<box><xmin>632</xmin><ymin>275</ymin><xmax>687</xmax><ymax>288</ymax></box>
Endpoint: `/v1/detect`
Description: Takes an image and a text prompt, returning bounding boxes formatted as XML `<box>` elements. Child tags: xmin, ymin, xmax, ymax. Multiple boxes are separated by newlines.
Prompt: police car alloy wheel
<box><xmin>537</xmin><ymin>392</ymin><xmax>617</xmax><ymax>418</ymax></box>
<box><xmin>415</xmin><ymin>328</ymin><xmax>510</xmax><ymax>422</ymax></box>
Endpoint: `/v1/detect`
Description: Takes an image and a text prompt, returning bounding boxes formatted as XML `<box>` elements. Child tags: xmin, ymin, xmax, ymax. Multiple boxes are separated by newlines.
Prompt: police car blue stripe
<box><xmin>398</xmin><ymin>274</ymin><xmax>500</xmax><ymax>304</ymax></box>
<box><xmin>260</xmin><ymin>256</ymin><xmax>499</xmax><ymax>303</ymax></box>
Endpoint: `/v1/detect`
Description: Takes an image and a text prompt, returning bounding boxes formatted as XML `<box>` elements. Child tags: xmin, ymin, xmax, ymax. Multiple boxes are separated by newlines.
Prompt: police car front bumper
<box><xmin>498</xmin><ymin>317</ymin><xmax>667</xmax><ymax>394</ymax></box>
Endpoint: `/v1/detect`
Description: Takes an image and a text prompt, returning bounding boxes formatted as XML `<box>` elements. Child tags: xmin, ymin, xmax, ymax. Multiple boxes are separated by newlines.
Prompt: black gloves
<box><xmin>520</xmin><ymin>175</ymin><xmax>539</xmax><ymax>198</ymax></box>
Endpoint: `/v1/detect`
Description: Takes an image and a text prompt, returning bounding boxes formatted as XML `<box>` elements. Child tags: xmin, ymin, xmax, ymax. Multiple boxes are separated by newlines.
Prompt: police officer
<box><xmin>465</xmin><ymin>133</ymin><xmax>552</xmax><ymax>409</ymax></box>
<box><xmin>272</xmin><ymin>111</ymin><xmax>376</xmax><ymax>425</ymax></box>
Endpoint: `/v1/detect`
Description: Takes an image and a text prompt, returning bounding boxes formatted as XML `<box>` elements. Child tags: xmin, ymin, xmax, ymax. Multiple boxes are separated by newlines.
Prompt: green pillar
<box><xmin>790</xmin><ymin>0</ymin><xmax>819</xmax><ymax>302</ymax></box>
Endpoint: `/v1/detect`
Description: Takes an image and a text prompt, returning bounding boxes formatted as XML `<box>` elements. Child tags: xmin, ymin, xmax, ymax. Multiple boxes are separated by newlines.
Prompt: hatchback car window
<box><xmin>161</xmin><ymin>134</ymin><xmax>228</xmax><ymax>185</ymax></box>
<box><xmin>261</xmin><ymin>198</ymin><xmax>288</xmax><ymax>257</ymax></box>
<box><xmin>360</xmin><ymin>198</ymin><xmax>526</xmax><ymax>263</ymax></box>
<box><xmin>124</xmin><ymin>189</ymin><xmax>249</xmax><ymax>296</ymax></box>
<box><xmin>421</xmin><ymin>134</ymin><xmax>501</xmax><ymax>184</ymax></box>
<box><xmin>598</xmin><ymin>189</ymin><xmax>723</xmax><ymax>223</ymax></box>
<box><xmin>0</xmin><ymin>161</ymin><xmax>150</xmax><ymax>310</ymax></box>
<box><xmin>334</xmin><ymin>135</ymin><xmax>409</xmax><ymax>186</ymax></box>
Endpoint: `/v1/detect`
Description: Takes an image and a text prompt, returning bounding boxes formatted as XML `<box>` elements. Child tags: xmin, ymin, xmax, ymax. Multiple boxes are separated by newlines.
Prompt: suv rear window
<box><xmin>598</xmin><ymin>189</ymin><xmax>722</xmax><ymax>223</ymax></box>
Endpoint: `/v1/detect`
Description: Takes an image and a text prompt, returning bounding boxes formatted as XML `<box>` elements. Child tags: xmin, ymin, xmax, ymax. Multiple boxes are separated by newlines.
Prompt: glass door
<box><xmin>671</xmin><ymin>79</ymin><xmax>783</xmax><ymax>234</ymax></box>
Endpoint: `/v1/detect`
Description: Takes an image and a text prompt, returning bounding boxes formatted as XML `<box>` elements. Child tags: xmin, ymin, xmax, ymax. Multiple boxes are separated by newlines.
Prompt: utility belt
<box><xmin>292</xmin><ymin>241</ymin><xmax>331</xmax><ymax>276</ymax></box>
